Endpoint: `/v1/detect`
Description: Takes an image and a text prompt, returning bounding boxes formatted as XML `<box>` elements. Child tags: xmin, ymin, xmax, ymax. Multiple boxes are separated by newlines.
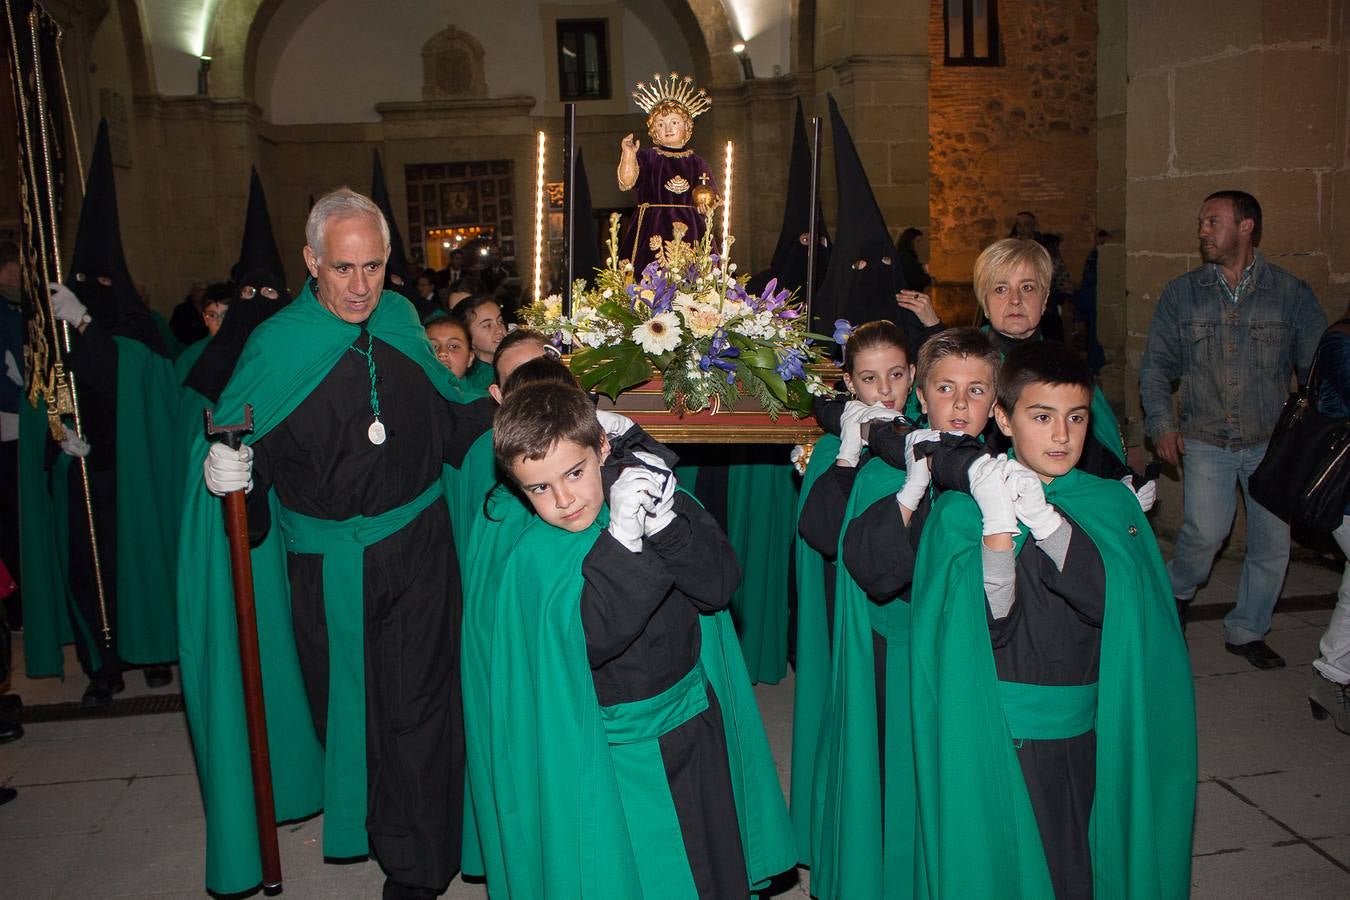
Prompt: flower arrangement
<box><xmin>522</xmin><ymin>213</ymin><xmax>832</xmax><ymax>418</ymax></box>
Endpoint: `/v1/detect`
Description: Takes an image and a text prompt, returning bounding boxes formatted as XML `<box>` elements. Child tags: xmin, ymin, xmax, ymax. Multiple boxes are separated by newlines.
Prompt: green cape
<box><xmin>460</xmin><ymin>358</ymin><xmax>493</xmax><ymax>399</ymax></box>
<box><xmin>910</xmin><ymin>466</ymin><xmax>1196</xmax><ymax>898</ymax></box>
<box><xmin>788</xmin><ymin>431</ymin><xmax>840</xmax><ymax>864</ymax></box>
<box><xmin>726</xmin><ymin>460</ymin><xmax>799</xmax><ymax>684</ymax></box>
<box><xmin>486</xmin><ymin>499</ymin><xmax>796</xmax><ymax>898</ymax></box>
<box><xmin>20</xmin><ymin>336</ymin><xmax>182</xmax><ymax>676</ymax></box>
<box><xmin>810</xmin><ymin>456</ymin><xmax>916</xmax><ymax>899</ymax></box>
<box><xmin>176</xmin><ymin>284</ymin><xmax>467</xmax><ymax>894</ymax></box>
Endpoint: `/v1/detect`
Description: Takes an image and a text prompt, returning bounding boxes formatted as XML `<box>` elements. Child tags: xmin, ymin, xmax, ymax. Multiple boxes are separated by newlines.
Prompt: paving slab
<box><xmin>1190</xmin><ymin>843</ymin><xmax>1350</xmax><ymax>899</ymax></box>
<box><xmin>1191</xmin><ymin>780</ymin><xmax>1291</xmax><ymax>856</ymax></box>
<box><xmin>1224</xmin><ymin>765</ymin><xmax>1350</xmax><ymax>840</ymax></box>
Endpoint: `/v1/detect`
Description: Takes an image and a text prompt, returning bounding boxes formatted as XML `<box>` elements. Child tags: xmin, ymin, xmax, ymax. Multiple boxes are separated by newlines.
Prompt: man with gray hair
<box><xmin>179</xmin><ymin>187</ymin><xmax>493</xmax><ymax>898</ymax></box>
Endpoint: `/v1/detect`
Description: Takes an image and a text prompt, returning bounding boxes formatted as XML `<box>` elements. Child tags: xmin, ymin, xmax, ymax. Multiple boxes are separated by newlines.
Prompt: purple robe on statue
<box><xmin>620</xmin><ymin>145</ymin><xmax>718</xmax><ymax>274</ymax></box>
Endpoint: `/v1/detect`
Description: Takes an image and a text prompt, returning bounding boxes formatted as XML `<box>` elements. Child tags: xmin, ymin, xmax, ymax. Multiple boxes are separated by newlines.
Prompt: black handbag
<box><xmin>1249</xmin><ymin>320</ymin><xmax>1350</xmax><ymax>531</ymax></box>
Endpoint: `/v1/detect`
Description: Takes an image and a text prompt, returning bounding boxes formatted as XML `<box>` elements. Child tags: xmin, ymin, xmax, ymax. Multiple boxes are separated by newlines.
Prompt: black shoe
<box><xmin>143</xmin><ymin>666</ymin><xmax>173</xmax><ymax>689</ymax></box>
<box><xmin>1225</xmin><ymin>640</ymin><xmax>1286</xmax><ymax>670</ymax></box>
<box><xmin>81</xmin><ymin>672</ymin><xmax>126</xmax><ymax>708</ymax></box>
<box><xmin>0</xmin><ymin>694</ymin><xmax>20</xmax><ymax>711</ymax></box>
<box><xmin>0</xmin><ymin>786</ymin><xmax>15</xmax><ymax>806</ymax></box>
<box><xmin>0</xmin><ymin>719</ymin><xmax>21</xmax><ymax>744</ymax></box>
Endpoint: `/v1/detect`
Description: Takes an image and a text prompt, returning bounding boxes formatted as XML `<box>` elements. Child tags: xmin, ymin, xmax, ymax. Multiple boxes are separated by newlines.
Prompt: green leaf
<box><xmin>785</xmin><ymin>379</ymin><xmax>815</xmax><ymax>417</ymax></box>
<box><xmin>572</xmin><ymin>344</ymin><xmax>652</xmax><ymax>400</ymax></box>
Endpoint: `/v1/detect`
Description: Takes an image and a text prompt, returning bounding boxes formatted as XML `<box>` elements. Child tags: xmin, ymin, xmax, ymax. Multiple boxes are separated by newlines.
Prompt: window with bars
<box><xmin>557</xmin><ymin>19</ymin><xmax>611</xmax><ymax>101</ymax></box>
<box><xmin>944</xmin><ymin>0</ymin><xmax>1001</xmax><ymax>66</ymax></box>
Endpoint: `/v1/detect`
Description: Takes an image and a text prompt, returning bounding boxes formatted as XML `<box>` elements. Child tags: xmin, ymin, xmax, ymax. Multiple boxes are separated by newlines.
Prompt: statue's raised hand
<box><xmin>621</xmin><ymin>133</ymin><xmax>640</xmax><ymax>153</ymax></box>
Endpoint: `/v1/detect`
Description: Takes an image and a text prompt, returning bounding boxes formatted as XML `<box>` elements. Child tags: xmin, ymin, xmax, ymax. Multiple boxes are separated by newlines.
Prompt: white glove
<box><xmin>204</xmin><ymin>442</ymin><xmax>254</xmax><ymax>497</ymax></box>
<box><xmin>968</xmin><ymin>455</ymin><xmax>1018</xmax><ymax>537</ymax></box>
<box><xmin>836</xmin><ymin>400</ymin><xmax>898</xmax><ymax>467</ymax></box>
<box><xmin>1125</xmin><ymin>475</ymin><xmax>1157</xmax><ymax>513</ymax></box>
<box><xmin>49</xmin><ymin>283</ymin><xmax>87</xmax><ymax>326</ymax></box>
<box><xmin>58</xmin><ymin>425</ymin><xmax>90</xmax><ymax>458</ymax></box>
<box><xmin>607</xmin><ymin>467</ymin><xmax>661</xmax><ymax>552</ymax></box>
<box><xmin>628</xmin><ymin>450</ymin><xmax>679</xmax><ymax>534</ymax></box>
<box><xmin>595</xmin><ymin>408</ymin><xmax>635</xmax><ymax>438</ymax></box>
<box><xmin>1005</xmin><ymin>460</ymin><xmax>1064</xmax><ymax>542</ymax></box>
<box><xmin>895</xmin><ymin>428</ymin><xmax>940</xmax><ymax>511</ymax></box>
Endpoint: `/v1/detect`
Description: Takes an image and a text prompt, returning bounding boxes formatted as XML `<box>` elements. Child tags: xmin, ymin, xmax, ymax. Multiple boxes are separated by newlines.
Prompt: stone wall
<box><xmin>1117</xmin><ymin>0</ymin><xmax>1350</xmax><ymax>540</ymax></box>
<box><xmin>926</xmin><ymin>0</ymin><xmax>1098</xmax><ymax>311</ymax></box>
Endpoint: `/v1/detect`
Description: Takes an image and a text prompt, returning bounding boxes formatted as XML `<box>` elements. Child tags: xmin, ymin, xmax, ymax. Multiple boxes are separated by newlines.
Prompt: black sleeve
<box><xmin>442</xmin><ymin>396</ymin><xmax>497</xmax><ymax>468</ymax></box>
<box><xmin>813</xmin><ymin>394</ymin><xmax>846</xmax><ymax>437</ymax></box>
<box><xmin>797</xmin><ymin>463</ymin><xmax>858</xmax><ymax>557</ymax></box>
<box><xmin>64</xmin><ymin>323</ymin><xmax>119</xmax><ymax>401</ymax></box>
<box><xmin>1031</xmin><ymin>520</ymin><xmax>1107</xmax><ymax>627</ymax></box>
<box><xmin>580</xmin><ymin>533</ymin><xmax>677</xmax><ymax>667</ymax></box>
<box><xmin>987</xmin><ymin>592</ymin><xmax>1024</xmax><ymax>648</ymax></box>
<box><xmin>245</xmin><ymin>429</ymin><xmax>278</xmax><ymax>545</ymax></box>
<box><xmin>645</xmin><ymin>492</ymin><xmax>740</xmax><ymax>612</ymax></box>
<box><xmin>609</xmin><ymin>424</ymin><xmax>680</xmax><ymax>469</ymax></box>
<box><xmin>841</xmin><ymin>493</ymin><xmax>917</xmax><ymax>601</ymax></box>
<box><xmin>865</xmin><ymin>421</ymin><xmax>909</xmax><ymax>471</ymax></box>
<box><xmin>1075</xmin><ymin>432</ymin><xmax>1132</xmax><ymax>481</ymax></box>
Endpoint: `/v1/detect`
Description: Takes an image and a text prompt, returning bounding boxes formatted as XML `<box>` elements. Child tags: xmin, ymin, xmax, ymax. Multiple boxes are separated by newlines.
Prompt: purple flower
<box><xmin>775</xmin><ymin>348</ymin><xmax>807</xmax><ymax>381</ymax></box>
<box><xmin>833</xmin><ymin>318</ymin><xmax>854</xmax><ymax>345</ymax></box>
<box><xmin>700</xmin><ymin>332</ymin><xmax>740</xmax><ymax>384</ymax></box>
<box><xmin>629</xmin><ymin>269</ymin><xmax>676</xmax><ymax>313</ymax></box>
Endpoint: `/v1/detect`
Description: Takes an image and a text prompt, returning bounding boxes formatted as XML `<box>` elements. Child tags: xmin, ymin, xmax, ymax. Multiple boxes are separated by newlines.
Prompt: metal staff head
<box><xmin>204</xmin><ymin>405</ymin><xmax>255</xmax><ymax>451</ymax></box>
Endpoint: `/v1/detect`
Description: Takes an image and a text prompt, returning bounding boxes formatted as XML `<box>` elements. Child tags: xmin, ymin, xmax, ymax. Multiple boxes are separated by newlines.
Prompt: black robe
<box><xmin>988</xmin><ymin>522</ymin><xmax>1106</xmax><ymax>900</ymax></box>
<box><xmin>245</xmin><ymin>330</ymin><xmax>492</xmax><ymax>892</ymax></box>
<box><xmin>580</xmin><ymin>463</ymin><xmax>749</xmax><ymax>899</ymax></box>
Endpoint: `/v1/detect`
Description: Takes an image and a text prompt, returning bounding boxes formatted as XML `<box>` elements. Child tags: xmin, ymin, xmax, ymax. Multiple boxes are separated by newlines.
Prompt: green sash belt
<box><xmin>276</xmin><ymin>479</ymin><xmax>443</xmax><ymax>857</ymax></box>
<box><xmin>598</xmin><ymin>661</ymin><xmax>709</xmax><ymax>899</ymax></box>
<box><xmin>997</xmin><ymin>680</ymin><xmax>1098</xmax><ymax>741</ymax></box>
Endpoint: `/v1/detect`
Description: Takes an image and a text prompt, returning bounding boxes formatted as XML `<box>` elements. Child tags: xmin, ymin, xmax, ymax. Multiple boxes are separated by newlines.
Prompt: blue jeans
<box><xmin>1167</xmin><ymin>438</ymin><xmax>1291</xmax><ymax>644</ymax></box>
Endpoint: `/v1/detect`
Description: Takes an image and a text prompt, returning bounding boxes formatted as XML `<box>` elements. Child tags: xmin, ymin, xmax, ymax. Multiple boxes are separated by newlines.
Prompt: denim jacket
<box><xmin>1139</xmin><ymin>252</ymin><xmax>1326</xmax><ymax>449</ymax></box>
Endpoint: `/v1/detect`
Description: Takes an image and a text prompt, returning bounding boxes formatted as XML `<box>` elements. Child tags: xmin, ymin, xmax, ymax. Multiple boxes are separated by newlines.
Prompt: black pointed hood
<box><xmin>184</xmin><ymin>169</ymin><xmax>293</xmax><ymax>402</ymax></box>
<box><xmin>570</xmin><ymin>148</ymin><xmax>603</xmax><ymax>282</ymax></box>
<box><xmin>371</xmin><ymin>150</ymin><xmax>432</xmax><ymax>317</ymax></box>
<box><xmin>764</xmin><ymin>99</ymin><xmax>829</xmax><ymax>296</ymax></box>
<box><xmin>66</xmin><ymin>119</ymin><xmax>165</xmax><ymax>355</ymax></box>
<box><xmin>814</xmin><ymin>94</ymin><xmax>915</xmax><ymax>336</ymax></box>
<box><xmin>231</xmin><ymin>167</ymin><xmax>286</xmax><ymax>288</ymax></box>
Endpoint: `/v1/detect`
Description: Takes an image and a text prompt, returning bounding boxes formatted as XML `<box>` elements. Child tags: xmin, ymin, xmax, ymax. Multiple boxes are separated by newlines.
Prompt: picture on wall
<box><xmin>440</xmin><ymin>182</ymin><xmax>480</xmax><ymax>225</ymax></box>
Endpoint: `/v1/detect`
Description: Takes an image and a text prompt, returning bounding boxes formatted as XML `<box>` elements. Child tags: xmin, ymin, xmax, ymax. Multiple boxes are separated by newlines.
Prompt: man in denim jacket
<box><xmin>1140</xmin><ymin>190</ymin><xmax>1326</xmax><ymax>669</ymax></box>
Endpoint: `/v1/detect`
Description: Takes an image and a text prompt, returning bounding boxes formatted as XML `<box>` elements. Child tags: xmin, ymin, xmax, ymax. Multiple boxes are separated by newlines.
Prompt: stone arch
<box><xmin>206</xmin><ymin>0</ymin><xmax>741</xmax><ymax>106</ymax></box>
<box><xmin>112</xmin><ymin>0</ymin><xmax>156</xmax><ymax>97</ymax></box>
<box><xmin>421</xmin><ymin>25</ymin><xmax>487</xmax><ymax>99</ymax></box>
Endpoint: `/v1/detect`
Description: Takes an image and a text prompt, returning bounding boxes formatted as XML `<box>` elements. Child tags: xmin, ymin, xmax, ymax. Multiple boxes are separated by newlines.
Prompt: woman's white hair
<box><xmin>305</xmin><ymin>187</ymin><xmax>390</xmax><ymax>260</ymax></box>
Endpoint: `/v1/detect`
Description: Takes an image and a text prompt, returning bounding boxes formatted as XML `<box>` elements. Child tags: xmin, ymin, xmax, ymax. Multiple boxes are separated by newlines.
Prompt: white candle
<box><xmin>722</xmin><ymin>141</ymin><xmax>733</xmax><ymax>281</ymax></box>
<box><xmin>534</xmin><ymin>130</ymin><xmax>546</xmax><ymax>304</ymax></box>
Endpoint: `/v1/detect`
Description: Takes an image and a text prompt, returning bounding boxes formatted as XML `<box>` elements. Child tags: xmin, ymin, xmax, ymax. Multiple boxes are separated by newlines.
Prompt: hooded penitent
<box><xmin>570</xmin><ymin>148</ymin><xmax>603</xmax><ymax>282</ymax></box>
<box><xmin>183</xmin><ymin>167</ymin><xmax>292</xmax><ymax>404</ymax></box>
<box><xmin>371</xmin><ymin>149</ymin><xmax>435</xmax><ymax>320</ymax></box>
<box><xmin>66</xmin><ymin>120</ymin><xmax>166</xmax><ymax>356</ymax></box>
<box><xmin>814</xmin><ymin>95</ymin><xmax>921</xmax><ymax>339</ymax></box>
<box><xmin>752</xmin><ymin>98</ymin><xmax>830</xmax><ymax>298</ymax></box>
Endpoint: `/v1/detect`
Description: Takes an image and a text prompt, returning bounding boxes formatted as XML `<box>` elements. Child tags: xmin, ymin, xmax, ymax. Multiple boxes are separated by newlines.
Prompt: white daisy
<box><xmin>632</xmin><ymin>311</ymin><xmax>683</xmax><ymax>355</ymax></box>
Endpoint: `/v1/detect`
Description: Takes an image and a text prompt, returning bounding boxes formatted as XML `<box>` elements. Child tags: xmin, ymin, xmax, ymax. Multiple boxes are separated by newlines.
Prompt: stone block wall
<box><xmin>1116</xmin><ymin>0</ymin><xmax>1350</xmax><ymax>541</ymax></box>
<box><xmin>926</xmin><ymin>0</ymin><xmax>1099</xmax><ymax>299</ymax></box>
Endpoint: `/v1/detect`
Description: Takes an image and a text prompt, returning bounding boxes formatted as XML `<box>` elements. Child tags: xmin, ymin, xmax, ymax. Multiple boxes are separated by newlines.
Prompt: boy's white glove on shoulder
<box><xmin>968</xmin><ymin>455</ymin><xmax>1018</xmax><ymax>537</ymax></box>
<box><xmin>1123</xmin><ymin>475</ymin><xmax>1157</xmax><ymax>513</ymax></box>
<box><xmin>836</xmin><ymin>400</ymin><xmax>898</xmax><ymax>467</ymax></box>
<box><xmin>1005</xmin><ymin>460</ymin><xmax>1064</xmax><ymax>542</ymax></box>
<box><xmin>607</xmin><ymin>466</ymin><xmax>660</xmax><ymax>552</ymax></box>
<box><xmin>895</xmin><ymin>428</ymin><xmax>940</xmax><ymax>511</ymax></box>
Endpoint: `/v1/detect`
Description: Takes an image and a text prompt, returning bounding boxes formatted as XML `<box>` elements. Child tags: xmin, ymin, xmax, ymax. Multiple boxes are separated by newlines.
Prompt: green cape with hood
<box><xmin>483</xmin><ymin>498</ymin><xmax>796</xmax><ymax>898</ymax></box>
<box><xmin>20</xmin><ymin>335</ymin><xmax>183</xmax><ymax>675</ymax></box>
<box><xmin>809</xmin><ymin>455</ymin><xmax>917</xmax><ymax>899</ymax></box>
<box><xmin>176</xmin><ymin>284</ymin><xmax>467</xmax><ymax>894</ymax></box>
<box><xmin>909</xmin><ymin>465</ymin><xmax>1195</xmax><ymax>898</ymax></box>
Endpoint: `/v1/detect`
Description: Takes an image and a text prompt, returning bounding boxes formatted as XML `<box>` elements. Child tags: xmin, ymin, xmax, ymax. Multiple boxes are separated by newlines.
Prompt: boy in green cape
<box><xmin>809</xmin><ymin>328</ymin><xmax>999</xmax><ymax>899</ymax></box>
<box><xmin>910</xmin><ymin>341</ymin><xmax>1195</xmax><ymax>898</ymax></box>
<box><xmin>488</xmin><ymin>380</ymin><xmax>794</xmax><ymax>898</ymax></box>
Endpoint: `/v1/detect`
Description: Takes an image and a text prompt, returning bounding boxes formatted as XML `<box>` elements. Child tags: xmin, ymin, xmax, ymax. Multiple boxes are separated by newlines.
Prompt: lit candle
<box><xmin>534</xmin><ymin>130</ymin><xmax>546</xmax><ymax>304</ymax></box>
<box><xmin>722</xmin><ymin>141</ymin><xmax>733</xmax><ymax>281</ymax></box>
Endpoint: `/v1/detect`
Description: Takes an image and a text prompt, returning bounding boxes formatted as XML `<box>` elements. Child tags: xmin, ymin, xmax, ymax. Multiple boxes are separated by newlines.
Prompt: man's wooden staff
<box><xmin>205</xmin><ymin>406</ymin><xmax>283</xmax><ymax>893</ymax></box>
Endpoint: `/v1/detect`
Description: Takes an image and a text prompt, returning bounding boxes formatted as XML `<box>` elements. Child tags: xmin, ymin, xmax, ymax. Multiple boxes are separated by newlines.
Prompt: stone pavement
<box><xmin>2</xmin><ymin>549</ymin><xmax>1349</xmax><ymax>899</ymax></box>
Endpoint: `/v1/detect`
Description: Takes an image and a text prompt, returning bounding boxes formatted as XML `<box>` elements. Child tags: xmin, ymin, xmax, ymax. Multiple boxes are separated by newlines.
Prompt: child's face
<box><xmin>467</xmin><ymin>302</ymin><xmax>507</xmax><ymax>362</ymax></box>
<box><xmin>510</xmin><ymin>437</ymin><xmax>610</xmax><ymax>532</ymax></box>
<box><xmin>917</xmin><ymin>355</ymin><xmax>996</xmax><ymax>436</ymax></box>
<box><xmin>994</xmin><ymin>382</ymin><xmax>1092</xmax><ymax>482</ymax></box>
<box><xmin>488</xmin><ymin>341</ymin><xmax>548</xmax><ymax>404</ymax></box>
<box><xmin>843</xmin><ymin>344</ymin><xmax>913</xmax><ymax>410</ymax></box>
<box><xmin>426</xmin><ymin>321</ymin><xmax>472</xmax><ymax>377</ymax></box>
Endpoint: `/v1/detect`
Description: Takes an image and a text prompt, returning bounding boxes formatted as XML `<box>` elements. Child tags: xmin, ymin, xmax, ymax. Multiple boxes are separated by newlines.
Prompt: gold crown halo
<box><xmin>632</xmin><ymin>72</ymin><xmax>712</xmax><ymax>119</ymax></box>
